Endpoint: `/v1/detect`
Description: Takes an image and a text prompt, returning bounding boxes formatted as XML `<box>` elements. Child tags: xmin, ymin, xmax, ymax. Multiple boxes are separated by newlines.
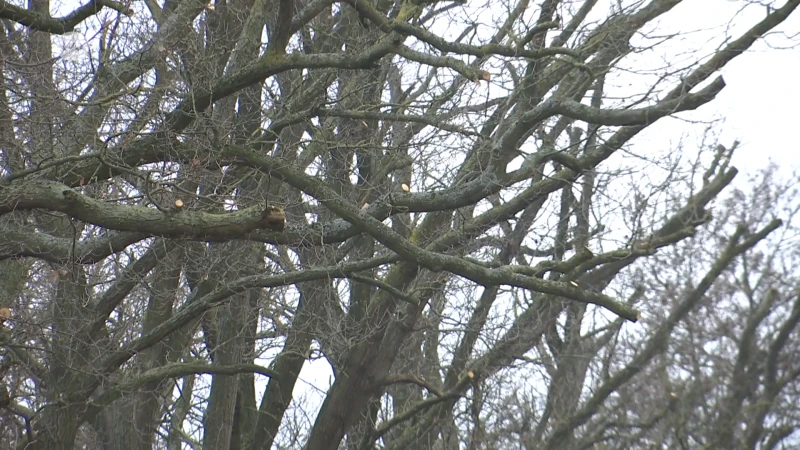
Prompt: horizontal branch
<box><xmin>84</xmin><ymin>362</ymin><xmax>277</xmax><ymax>421</ymax></box>
<box><xmin>347</xmin><ymin>273</ymin><xmax>419</xmax><ymax>305</ymax></box>
<box><xmin>162</xmin><ymin>39</ymin><xmax>399</xmax><ymax>132</ymax></box>
<box><xmin>6</xmin><ymin>141</ymin><xmax>537</xmax><ymax>249</ymax></box>
<box><xmin>394</xmin><ymin>45</ymin><xmax>489</xmax><ymax>81</ymax></box>
<box><xmin>311</xmin><ymin>107</ymin><xmax>486</xmax><ymax>137</ymax></box>
<box><xmin>0</xmin><ymin>226</ymin><xmax>148</xmax><ymax>264</ymax></box>
<box><xmin>527</xmin><ymin>77</ymin><xmax>725</xmax><ymax>126</ymax></box>
<box><xmin>0</xmin><ymin>0</ymin><xmax>133</xmax><ymax>35</ymax></box>
<box><xmin>494</xmin><ymin>76</ymin><xmax>726</xmax><ymax>154</ymax></box>
<box><xmin>0</xmin><ymin>180</ymin><xmax>285</xmax><ymax>239</ymax></box>
<box><xmin>375</xmin><ymin>375</ymin><xmax>445</xmax><ymax>398</ymax></box>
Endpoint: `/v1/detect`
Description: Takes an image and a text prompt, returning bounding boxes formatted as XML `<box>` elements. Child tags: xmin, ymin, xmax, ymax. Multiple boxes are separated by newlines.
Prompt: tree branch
<box><xmin>347</xmin><ymin>273</ymin><xmax>419</xmax><ymax>305</ymax></box>
<box><xmin>229</xmin><ymin>145</ymin><xmax>640</xmax><ymax>320</ymax></box>
<box><xmin>0</xmin><ymin>180</ymin><xmax>286</xmax><ymax>239</ymax></box>
<box><xmin>83</xmin><ymin>362</ymin><xmax>277</xmax><ymax>421</ymax></box>
<box><xmin>0</xmin><ymin>0</ymin><xmax>133</xmax><ymax>35</ymax></box>
<box><xmin>364</xmin><ymin>372</ymin><xmax>476</xmax><ymax>448</ymax></box>
<box><xmin>543</xmin><ymin>219</ymin><xmax>783</xmax><ymax>448</ymax></box>
<box><xmin>98</xmin><ymin>254</ymin><xmax>398</xmax><ymax>377</ymax></box>
<box><xmin>347</xmin><ymin>0</ymin><xmax>572</xmax><ymax>59</ymax></box>
<box><xmin>0</xmin><ymin>226</ymin><xmax>148</xmax><ymax>264</ymax></box>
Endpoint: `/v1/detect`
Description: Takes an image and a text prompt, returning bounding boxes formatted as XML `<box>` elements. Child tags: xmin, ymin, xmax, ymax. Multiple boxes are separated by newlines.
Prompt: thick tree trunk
<box><xmin>203</xmin><ymin>290</ymin><xmax>255</xmax><ymax>449</ymax></box>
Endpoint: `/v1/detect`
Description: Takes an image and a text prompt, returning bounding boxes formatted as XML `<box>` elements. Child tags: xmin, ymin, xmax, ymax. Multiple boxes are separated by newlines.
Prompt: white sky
<box><xmin>651</xmin><ymin>0</ymin><xmax>800</xmax><ymax>172</ymax></box>
<box><xmin>716</xmin><ymin>47</ymin><xmax>800</xmax><ymax>168</ymax></box>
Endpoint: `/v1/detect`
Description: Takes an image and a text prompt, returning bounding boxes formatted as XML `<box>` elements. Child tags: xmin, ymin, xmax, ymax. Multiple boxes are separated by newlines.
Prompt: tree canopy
<box><xmin>0</xmin><ymin>0</ymin><xmax>799</xmax><ymax>449</ymax></box>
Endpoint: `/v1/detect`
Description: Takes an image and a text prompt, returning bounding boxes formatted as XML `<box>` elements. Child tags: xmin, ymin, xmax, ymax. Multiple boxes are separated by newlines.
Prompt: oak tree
<box><xmin>0</xmin><ymin>0</ymin><xmax>798</xmax><ymax>449</ymax></box>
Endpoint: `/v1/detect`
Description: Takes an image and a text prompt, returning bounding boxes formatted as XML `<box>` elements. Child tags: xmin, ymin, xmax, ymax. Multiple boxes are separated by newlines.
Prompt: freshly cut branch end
<box><xmin>260</xmin><ymin>205</ymin><xmax>286</xmax><ymax>231</ymax></box>
<box><xmin>0</xmin><ymin>307</ymin><xmax>10</xmax><ymax>323</ymax></box>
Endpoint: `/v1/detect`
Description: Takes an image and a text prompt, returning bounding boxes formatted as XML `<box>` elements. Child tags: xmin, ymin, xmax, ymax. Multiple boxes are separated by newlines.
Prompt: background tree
<box><xmin>0</xmin><ymin>0</ymin><xmax>798</xmax><ymax>449</ymax></box>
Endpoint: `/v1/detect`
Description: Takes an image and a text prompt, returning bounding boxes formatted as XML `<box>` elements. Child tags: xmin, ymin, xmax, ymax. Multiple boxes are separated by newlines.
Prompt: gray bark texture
<box><xmin>1</xmin><ymin>0</ymin><xmax>799</xmax><ymax>449</ymax></box>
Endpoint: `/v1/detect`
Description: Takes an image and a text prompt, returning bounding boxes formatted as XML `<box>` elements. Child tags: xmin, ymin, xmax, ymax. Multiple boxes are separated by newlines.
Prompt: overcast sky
<box><xmin>653</xmin><ymin>0</ymin><xmax>799</xmax><ymax>172</ymax></box>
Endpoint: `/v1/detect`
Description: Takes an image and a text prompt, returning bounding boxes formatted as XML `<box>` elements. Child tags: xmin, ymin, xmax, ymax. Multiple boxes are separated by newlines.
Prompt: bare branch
<box><xmin>0</xmin><ymin>0</ymin><xmax>133</xmax><ymax>35</ymax></box>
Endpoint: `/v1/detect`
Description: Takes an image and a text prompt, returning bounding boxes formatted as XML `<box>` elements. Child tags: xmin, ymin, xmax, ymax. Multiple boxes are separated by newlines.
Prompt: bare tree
<box><xmin>472</xmin><ymin>160</ymin><xmax>800</xmax><ymax>450</ymax></box>
<box><xmin>0</xmin><ymin>0</ymin><xmax>797</xmax><ymax>449</ymax></box>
